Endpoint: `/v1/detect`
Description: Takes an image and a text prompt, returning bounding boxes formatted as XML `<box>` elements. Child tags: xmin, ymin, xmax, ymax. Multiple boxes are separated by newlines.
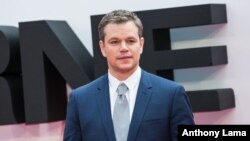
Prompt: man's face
<box><xmin>99</xmin><ymin>21</ymin><xmax>144</xmax><ymax>77</ymax></box>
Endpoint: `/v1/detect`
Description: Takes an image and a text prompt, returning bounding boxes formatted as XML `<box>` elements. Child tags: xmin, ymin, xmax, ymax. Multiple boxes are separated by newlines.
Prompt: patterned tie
<box><xmin>113</xmin><ymin>83</ymin><xmax>130</xmax><ymax>141</ymax></box>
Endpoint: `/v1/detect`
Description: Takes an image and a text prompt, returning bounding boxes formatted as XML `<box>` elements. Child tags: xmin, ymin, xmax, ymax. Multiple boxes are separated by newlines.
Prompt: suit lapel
<box><xmin>128</xmin><ymin>71</ymin><xmax>152</xmax><ymax>141</ymax></box>
<box><xmin>96</xmin><ymin>74</ymin><xmax>116</xmax><ymax>141</ymax></box>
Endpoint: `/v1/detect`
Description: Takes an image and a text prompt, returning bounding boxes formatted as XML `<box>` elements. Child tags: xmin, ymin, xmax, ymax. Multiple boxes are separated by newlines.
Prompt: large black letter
<box><xmin>19</xmin><ymin>20</ymin><xmax>94</xmax><ymax>124</ymax></box>
<box><xmin>91</xmin><ymin>4</ymin><xmax>235</xmax><ymax>112</ymax></box>
<box><xmin>0</xmin><ymin>26</ymin><xmax>24</xmax><ymax>125</ymax></box>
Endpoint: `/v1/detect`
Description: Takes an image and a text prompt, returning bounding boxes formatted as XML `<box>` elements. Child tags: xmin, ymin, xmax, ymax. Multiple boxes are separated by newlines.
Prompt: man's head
<box><xmin>98</xmin><ymin>9</ymin><xmax>143</xmax><ymax>41</ymax></box>
<box><xmin>98</xmin><ymin>10</ymin><xmax>144</xmax><ymax>80</ymax></box>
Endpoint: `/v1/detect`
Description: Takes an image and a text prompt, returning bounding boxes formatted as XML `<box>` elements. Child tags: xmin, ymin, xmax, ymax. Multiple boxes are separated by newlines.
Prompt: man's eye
<box><xmin>110</xmin><ymin>41</ymin><xmax>118</xmax><ymax>44</ymax></box>
<box><xmin>128</xmin><ymin>40</ymin><xmax>136</xmax><ymax>44</ymax></box>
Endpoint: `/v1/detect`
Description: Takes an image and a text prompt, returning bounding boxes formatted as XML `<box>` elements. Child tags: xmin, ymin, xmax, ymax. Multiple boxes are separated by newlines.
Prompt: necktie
<box><xmin>113</xmin><ymin>83</ymin><xmax>130</xmax><ymax>141</ymax></box>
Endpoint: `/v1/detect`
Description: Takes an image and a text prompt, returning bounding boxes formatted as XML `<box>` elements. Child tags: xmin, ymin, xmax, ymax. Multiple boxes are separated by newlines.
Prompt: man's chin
<box><xmin>117</xmin><ymin>65</ymin><xmax>136</xmax><ymax>73</ymax></box>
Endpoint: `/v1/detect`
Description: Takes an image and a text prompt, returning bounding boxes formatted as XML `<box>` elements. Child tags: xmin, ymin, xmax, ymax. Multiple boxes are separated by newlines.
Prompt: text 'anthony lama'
<box><xmin>182</xmin><ymin>128</ymin><xmax>246</xmax><ymax>138</ymax></box>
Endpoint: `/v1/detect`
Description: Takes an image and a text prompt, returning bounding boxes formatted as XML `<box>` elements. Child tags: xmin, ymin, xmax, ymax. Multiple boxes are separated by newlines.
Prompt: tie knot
<box><xmin>117</xmin><ymin>83</ymin><xmax>128</xmax><ymax>96</ymax></box>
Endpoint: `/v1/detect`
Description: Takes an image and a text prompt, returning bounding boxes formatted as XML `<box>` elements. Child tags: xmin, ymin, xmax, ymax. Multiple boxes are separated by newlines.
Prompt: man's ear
<box><xmin>99</xmin><ymin>40</ymin><xmax>106</xmax><ymax>57</ymax></box>
<box><xmin>140</xmin><ymin>37</ymin><xmax>144</xmax><ymax>54</ymax></box>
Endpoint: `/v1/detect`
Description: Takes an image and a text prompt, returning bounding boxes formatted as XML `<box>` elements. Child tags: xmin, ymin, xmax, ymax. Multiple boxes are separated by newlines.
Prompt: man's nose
<box><xmin>120</xmin><ymin>42</ymin><xmax>128</xmax><ymax>51</ymax></box>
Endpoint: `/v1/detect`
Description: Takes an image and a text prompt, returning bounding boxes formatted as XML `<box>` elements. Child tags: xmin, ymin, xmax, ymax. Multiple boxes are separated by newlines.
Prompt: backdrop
<box><xmin>0</xmin><ymin>0</ymin><xmax>249</xmax><ymax>140</ymax></box>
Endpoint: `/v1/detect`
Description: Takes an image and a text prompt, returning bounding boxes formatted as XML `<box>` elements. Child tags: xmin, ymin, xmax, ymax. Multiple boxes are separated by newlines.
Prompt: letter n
<box><xmin>19</xmin><ymin>20</ymin><xmax>94</xmax><ymax>124</ymax></box>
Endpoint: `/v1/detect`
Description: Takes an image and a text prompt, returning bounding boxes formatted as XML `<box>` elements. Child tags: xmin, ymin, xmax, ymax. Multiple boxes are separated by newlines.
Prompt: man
<box><xmin>63</xmin><ymin>9</ymin><xmax>195</xmax><ymax>141</ymax></box>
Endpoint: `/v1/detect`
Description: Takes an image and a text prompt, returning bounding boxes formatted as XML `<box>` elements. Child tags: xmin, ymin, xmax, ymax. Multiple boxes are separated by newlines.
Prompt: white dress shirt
<box><xmin>108</xmin><ymin>67</ymin><xmax>141</xmax><ymax>121</ymax></box>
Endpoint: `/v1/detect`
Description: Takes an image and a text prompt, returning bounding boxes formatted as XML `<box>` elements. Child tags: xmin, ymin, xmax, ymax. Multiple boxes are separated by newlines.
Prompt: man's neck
<box><xmin>109</xmin><ymin>66</ymin><xmax>139</xmax><ymax>81</ymax></box>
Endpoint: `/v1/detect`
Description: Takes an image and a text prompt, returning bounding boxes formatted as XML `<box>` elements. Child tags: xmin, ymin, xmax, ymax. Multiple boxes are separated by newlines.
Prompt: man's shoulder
<box><xmin>142</xmin><ymin>70</ymin><xmax>181</xmax><ymax>87</ymax></box>
<box><xmin>72</xmin><ymin>74</ymin><xmax>108</xmax><ymax>94</ymax></box>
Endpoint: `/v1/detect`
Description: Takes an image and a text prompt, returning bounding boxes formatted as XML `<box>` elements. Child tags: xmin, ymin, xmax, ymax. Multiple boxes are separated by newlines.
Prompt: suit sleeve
<box><xmin>63</xmin><ymin>92</ymin><xmax>82</xmax><ymax>141</ymax></box>
<box><xmin>170</xmin><ymin>85</ymin><xmax>195</xmax><ymax>141</ymax></box>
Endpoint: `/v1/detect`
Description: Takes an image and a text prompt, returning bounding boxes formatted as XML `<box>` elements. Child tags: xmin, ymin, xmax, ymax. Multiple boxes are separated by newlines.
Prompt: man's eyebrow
<box><xmin>108</xmin><ymin>37</ymin><xmax>119</xmax><ymax>40</ymax></box>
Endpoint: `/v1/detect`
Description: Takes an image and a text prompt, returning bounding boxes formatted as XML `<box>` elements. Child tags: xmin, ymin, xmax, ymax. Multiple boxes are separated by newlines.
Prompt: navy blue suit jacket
<box><xmin>63</xmin><ymin>70</ymin><xmax>195</xmax><ymax>141</ymax></box>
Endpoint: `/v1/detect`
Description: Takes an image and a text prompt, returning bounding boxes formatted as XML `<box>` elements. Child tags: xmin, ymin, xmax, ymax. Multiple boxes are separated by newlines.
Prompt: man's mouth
<box><xmin>117</xmin><ymin>56</ymin><xmax>132</xmax><ymax>59</ymax></box>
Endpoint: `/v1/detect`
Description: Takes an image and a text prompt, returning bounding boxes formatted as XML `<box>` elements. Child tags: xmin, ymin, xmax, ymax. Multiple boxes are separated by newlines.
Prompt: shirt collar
<box><xmin>108</xmin><ymin>67</ymin><xmax>141</xmax><ymax>90</ymax></box>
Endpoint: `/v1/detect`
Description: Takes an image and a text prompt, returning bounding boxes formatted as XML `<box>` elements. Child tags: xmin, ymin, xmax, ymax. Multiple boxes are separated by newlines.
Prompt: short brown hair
<box><xmin>98</xmin><ymin>9</ymin><xmax>143</xmax><ymax>41</ymax></box>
